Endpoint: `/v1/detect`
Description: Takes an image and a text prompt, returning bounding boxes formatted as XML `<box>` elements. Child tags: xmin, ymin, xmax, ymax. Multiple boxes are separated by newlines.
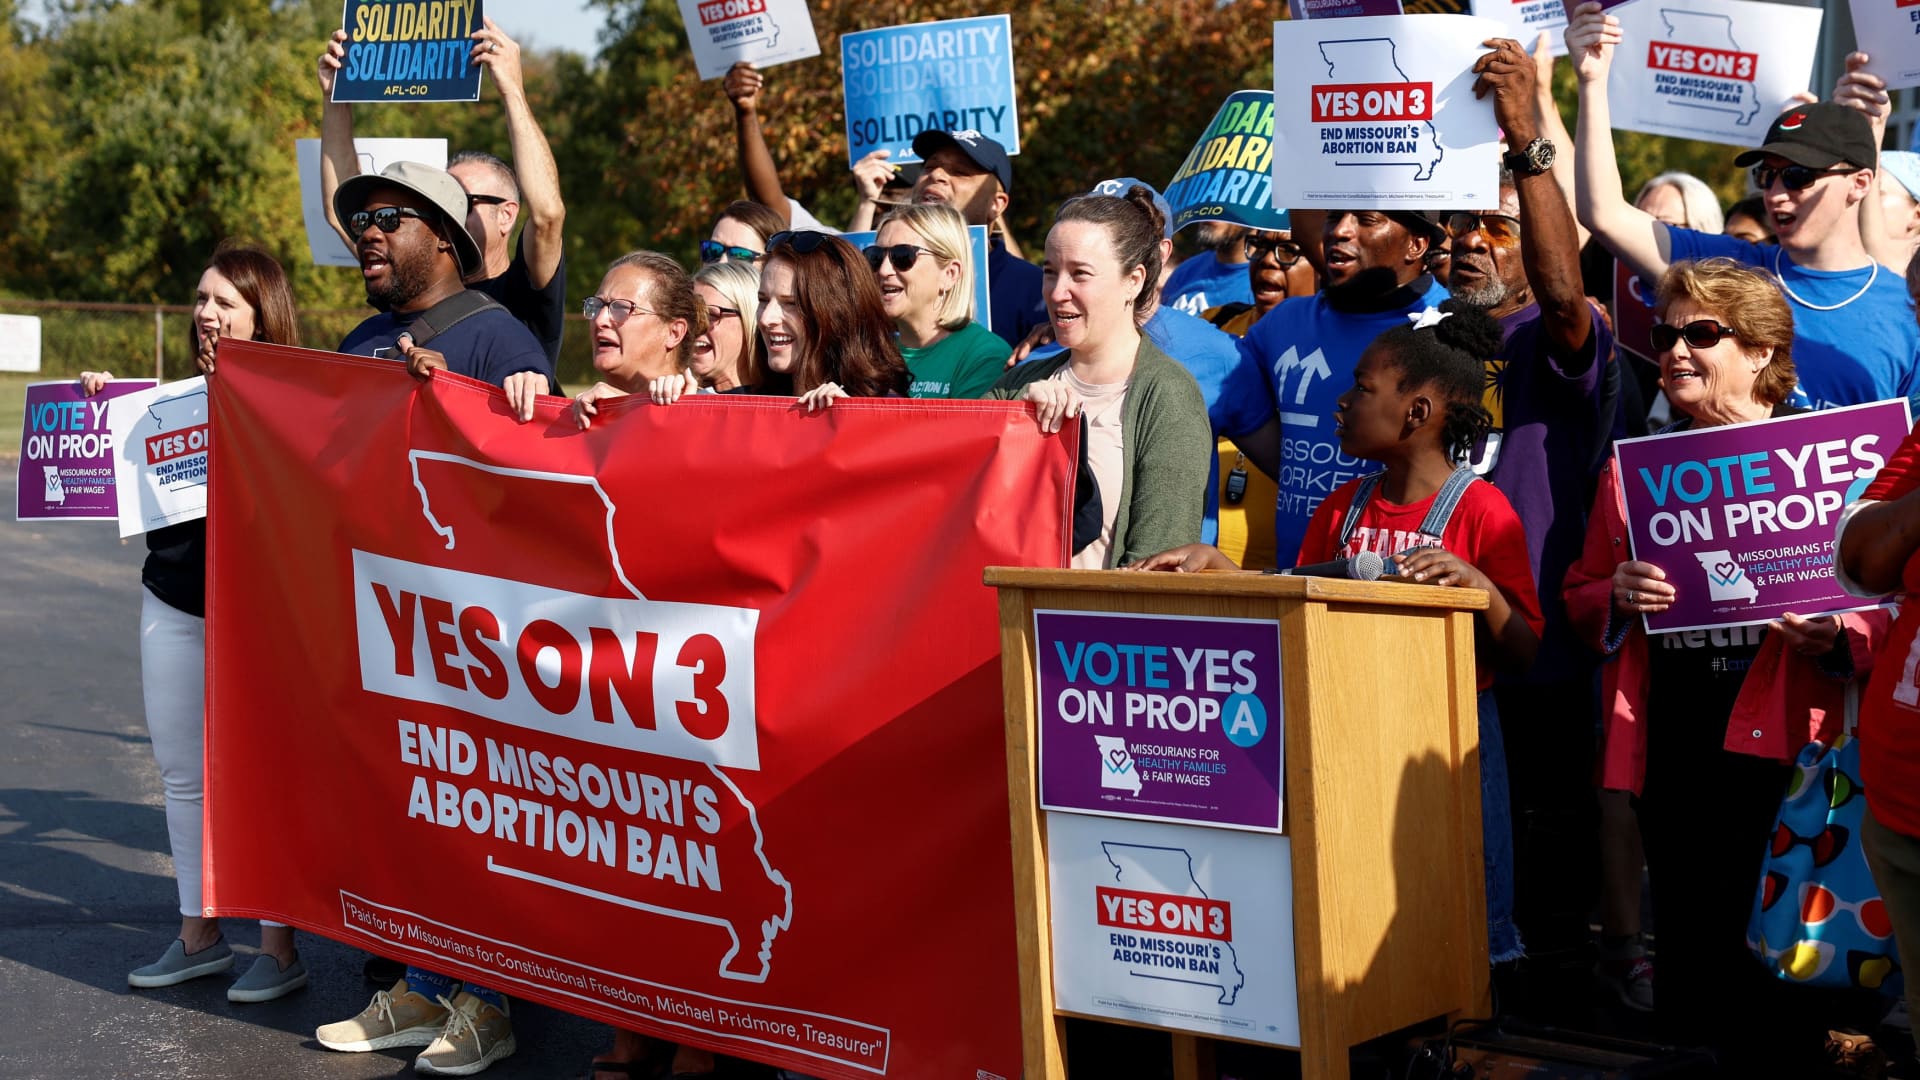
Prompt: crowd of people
<box><xmin>62</xmin><ymin>4</ymin><xmax>1920</xmax><ymax>1076</ymax></box>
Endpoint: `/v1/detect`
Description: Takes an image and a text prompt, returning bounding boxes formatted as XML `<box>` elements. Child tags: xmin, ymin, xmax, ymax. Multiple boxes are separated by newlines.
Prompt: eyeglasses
<box><xmin>1444</xmin><ymin>212</ymin><xmax>1522</xmax><ymax>246</ymax></box>
<box><xmin>346</xmin><ymin>206</ymin><xmax>431</xmax><ymax>241</ymax></box>
<box><xmin>766</xmin><ymin>230</ymin><xmax>834</xmax><ymax>255</ymax></box>
<box><xmin>467</xmin><ymin>194</ymin><xmax>510</xmax><ymax>210</ymax></box>
<box><xmin>1649</xmin><ymin>318</ymin><xmax>1740</xmax><ymax>352</ymax></box>
<box><xmin>864</xmin><ymin>243</ymin><xmax>935</xmax><ymax>273</ymax></box>
<box><xmin>1750</xmin><ymin>163</ymin><xmax>1855</xmax><ymax>192</ymax></box>
<box><xmin>1244</xmin><ymin>236</ymin><xmax>1304</xmax><ymax>266</ymax></box>
<box><xmin>582</xmin><ymin>297</ymin><xmax>662</xmax><ymax>325</ymax></box>
<box><xmin>699</xmin><ymin>240</ymin><xmax>764</xmax><ymax>264</ymax></box>
<box><xmin>707</xmin><ymin>305</ymin><xmax>740</xmax><ymax>322</ymax></box>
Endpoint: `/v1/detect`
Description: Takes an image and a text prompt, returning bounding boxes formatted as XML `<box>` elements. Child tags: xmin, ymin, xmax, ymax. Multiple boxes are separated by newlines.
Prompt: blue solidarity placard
<box><xmin>841</xmin><ymin>15</ymin><xmax>1019</xmax><ymax>169</ymax></box>
<box><xmin>333</xmin><ymin>0</ymin><xmax>485</xmax><ymax>104</ymax></box>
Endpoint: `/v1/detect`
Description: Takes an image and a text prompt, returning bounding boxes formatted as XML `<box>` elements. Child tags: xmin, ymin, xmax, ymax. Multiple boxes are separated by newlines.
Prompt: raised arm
<box><xmin>1567</xmin><ymin>2</ymin><xmax>1672</xmax><ymax>284</ymax></box>
<box><xmin>317</xmin><ymin>28</ymin><xmax>359</xmax><ymax>249</ymax></box>
<box><xmin>723</xmin><ymin>62</ymin><xmax>791</xmax><ymax>226</ymax></box>
<box><xmin>1478</xmin><ymin>36</ymin><xmax>1593</xmax><ymax>361</ymax></box>
<box><xmin>474</xmin><ymin>19</ymin><xmax>565</xmax><ymax>289</ymax></box>
<box><xmin>1832</xmin><ymin>52</ymin><xmax>1908</xmax><ymax>273</ymax></box>
<box><xmin>1531</xmin><ymin>31</ymin><xmax>1590</xmax><ymax>250</ymax></box>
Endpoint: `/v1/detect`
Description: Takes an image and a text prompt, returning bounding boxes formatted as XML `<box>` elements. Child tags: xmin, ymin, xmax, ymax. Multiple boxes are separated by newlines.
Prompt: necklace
<box><xmin>1772</xmin><ymin>247</ymin><xmax>1878</xmax><ymax>311</ymax></box>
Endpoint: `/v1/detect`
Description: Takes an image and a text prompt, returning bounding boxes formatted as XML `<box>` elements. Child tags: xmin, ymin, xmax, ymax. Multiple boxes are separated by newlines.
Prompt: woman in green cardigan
<box><xmin>988</xmin><ymin>186</ymin><xmax>1212</xmax><ymax>567</ymax></box>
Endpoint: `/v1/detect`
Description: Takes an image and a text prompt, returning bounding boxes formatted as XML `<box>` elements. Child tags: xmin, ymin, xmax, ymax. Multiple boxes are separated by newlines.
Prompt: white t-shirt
<box><xmin>1063</xmin><ymin>369</ymin><xmax>1130</xmax><ymax>570</ymax></box>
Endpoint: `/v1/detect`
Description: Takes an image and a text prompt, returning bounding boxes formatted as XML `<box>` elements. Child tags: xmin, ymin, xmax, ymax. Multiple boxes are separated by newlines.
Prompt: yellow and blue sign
<box><xmin>333</xmin><ymin>0</ymin><xmax>484</xmax><ymax>104</ymax></box>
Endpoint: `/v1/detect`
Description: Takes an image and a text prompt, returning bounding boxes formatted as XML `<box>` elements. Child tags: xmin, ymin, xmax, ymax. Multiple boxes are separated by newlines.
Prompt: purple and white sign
<box><xmin>1615</xmin><ymin>400</ymin><xmax>1913</xmax><ymax>634</ymax></box>
<box><xmin>1036</xmin><ymin>610</ymin><xmax>1284</xmax><ymax>833</ymax></box>
<box><xmin>16</xmin><ymin>379</ymin><xmax>155</xmax><ymax>521</ymax></box>
<box><xmin>1288</xmin><ymin>0</ymin><xmax>1405</xmax><ymax>18</ymax></box>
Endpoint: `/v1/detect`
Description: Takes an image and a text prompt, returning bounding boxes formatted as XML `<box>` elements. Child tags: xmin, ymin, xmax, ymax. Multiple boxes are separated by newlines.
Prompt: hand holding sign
<box><xmin>724</xmin><ymin>60</ymin><xmax>764</xmax><ymax>115</ymax></box>
<box><xmin>469</xmin><ymin>17</ymin><xmax>523</xmax><ymax>101</ymax></box>
<box><xmin>1565</xmin><ymin>2</ymin><xmax>1622</xmax><ymax>86</ymax></box>
<box><xmin>1473</xmin><ymin>36</ymin><xmax>1542</xmax><ymax>141</ymax></box>
<box><xmin>1832</xmin><ymin>52</ymin><xmax>1891</xmax><ymax>148</ymax></box>
<box><xmin>1610</xmin><ymin>559</ymin><xmax>1675</xmax><ymax>615</ymax></box>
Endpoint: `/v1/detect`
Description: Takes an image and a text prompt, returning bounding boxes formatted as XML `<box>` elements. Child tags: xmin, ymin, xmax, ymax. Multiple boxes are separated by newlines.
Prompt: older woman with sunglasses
<box><xmin>1564</xmin><ymin>258</ymin><xmax>1887</xmax><ymax>1066</ymax></box>
<box><xmin>867</xmin><ymin>203</ymin><xmax>1009</xmax><ymax>399</ymax></box>
<box><xmin>570</xmin><ymin>252</ymin><xmax>709</xmax><ymax>428</ymax></box>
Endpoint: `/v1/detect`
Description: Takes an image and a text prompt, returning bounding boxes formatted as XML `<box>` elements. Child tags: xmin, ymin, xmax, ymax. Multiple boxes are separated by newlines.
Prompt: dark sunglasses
<box><xmin>1444</xmin><ymin>212</ymin><xmax>1522</xmax><ymax>246</ymax></box>
<box><xmin>1649</xmin><ymin>318</ymin><xmax>1739</xmax><ymax>352</ymax></box>
<box><xmin>1244</xmin><ymin>236</ymin><xmax>1304</xmax><ymax>266</ymax></box>
<box><xmin>347</xmin><ymin>206</ymin><xmax>431</xmax><ymax>241</ymax></box>
<box><xmin>699</xmin><ymin>240</ymin><xmax>764</xmax><ymax>264</ymax></box>
<box><xmin>1751</xmin><ymin>163</ymin><xmax>1855</xmax><ymax>192</ymax></box>
<box><xmin>766</xmin><ymin>230</ymin><xmax>834</xmax><ymax>255</ymax></box>
<box><xmin>864</xmin><ymin>243</ymin><xmax>935</xmax><ymax>273</ymax></box>
<box><xmin>707</xmin><ymin>305</ymin><xmax>740</xmax><ymax>322</ymax></box>
<box><xmin>467</xmin><ymin>193</ymin><xmax>510</xmax><ymax>210</ymax></box>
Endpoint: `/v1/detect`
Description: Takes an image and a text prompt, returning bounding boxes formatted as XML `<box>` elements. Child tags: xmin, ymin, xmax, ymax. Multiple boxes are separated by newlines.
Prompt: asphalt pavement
<box><xmin>0</xmin><ymin>467</ymin><xmax>612</xmax><ymax>1079</ymax></box>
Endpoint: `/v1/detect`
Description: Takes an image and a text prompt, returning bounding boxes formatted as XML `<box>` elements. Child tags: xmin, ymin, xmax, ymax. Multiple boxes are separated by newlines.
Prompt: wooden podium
<box><xmin>985</xmin><ymin>569</ymin><xmax>1493</xmax><ymax>1080</ymax></box>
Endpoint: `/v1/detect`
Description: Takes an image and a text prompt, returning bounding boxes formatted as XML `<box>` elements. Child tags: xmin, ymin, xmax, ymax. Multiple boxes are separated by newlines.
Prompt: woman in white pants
<box><xmin>82</xmin><ymin>244</ymin><xmax>306</xmax><ymax>1002</ymax></box>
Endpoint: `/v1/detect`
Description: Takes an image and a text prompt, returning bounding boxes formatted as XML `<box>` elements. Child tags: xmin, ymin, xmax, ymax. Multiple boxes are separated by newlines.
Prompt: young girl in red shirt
<box><xmin>1136</xmin><ymin>299</ymin><xmax>1541</xmax><ymax>960</ymax></box>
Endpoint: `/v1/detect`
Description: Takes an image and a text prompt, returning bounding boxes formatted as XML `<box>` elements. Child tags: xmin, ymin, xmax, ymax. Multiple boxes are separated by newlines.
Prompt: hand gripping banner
<box><xmin>202</xmin><ymin>342</ymin><xmax>1075</xmax><ymax>1078</ymax></box>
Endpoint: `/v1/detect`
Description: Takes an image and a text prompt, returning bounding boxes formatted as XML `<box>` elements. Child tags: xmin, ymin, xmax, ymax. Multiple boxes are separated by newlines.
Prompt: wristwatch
<box><xmin>1503</xmin><ymin>137</ymin><xmax>1555</xmax><ymax>177</ymax></box>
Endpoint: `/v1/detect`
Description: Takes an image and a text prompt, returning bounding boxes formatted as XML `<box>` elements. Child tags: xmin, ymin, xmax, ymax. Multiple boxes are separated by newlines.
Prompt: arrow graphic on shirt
<box><xmin>1273</xmin><ymin>346</ymin><xmax>1332</xmax><ymax>428</ymax></box>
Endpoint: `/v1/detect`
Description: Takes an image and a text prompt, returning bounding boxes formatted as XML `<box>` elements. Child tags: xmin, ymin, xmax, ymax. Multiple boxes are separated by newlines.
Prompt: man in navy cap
<box><xmin>909</xmin><ymin>129</ymin><xmax>1047</xmax><ymax>348</ymax></box>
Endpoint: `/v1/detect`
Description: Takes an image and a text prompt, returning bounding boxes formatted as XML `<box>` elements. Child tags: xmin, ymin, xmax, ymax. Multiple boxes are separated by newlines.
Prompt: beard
<box><xmin>1448</xmin><ymin>267</ymin><xmax>1510</xmax><ymax>309</ymax></box>
<box><xmin>364</xmin><ymin>238</ymin><xmax>440</xmax><ymax>311</ymax></box>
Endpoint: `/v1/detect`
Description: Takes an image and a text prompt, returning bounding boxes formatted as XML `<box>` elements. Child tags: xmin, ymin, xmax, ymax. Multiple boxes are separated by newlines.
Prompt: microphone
<box><xmin>1272</xmin><ymin>550</ymin><xmax>1386</xmax><ymax>581</ymax></box>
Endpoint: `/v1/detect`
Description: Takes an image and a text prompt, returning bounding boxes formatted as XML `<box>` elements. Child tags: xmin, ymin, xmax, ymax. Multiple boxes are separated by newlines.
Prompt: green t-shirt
<box><xmin>901</xmin><ymin>321</ymin><xmax>1012</xmax><ymax>400</ymax></box>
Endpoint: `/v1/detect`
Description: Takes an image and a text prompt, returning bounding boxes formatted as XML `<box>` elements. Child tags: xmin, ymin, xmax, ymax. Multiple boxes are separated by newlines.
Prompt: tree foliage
<box><xmin>0</xmin><ymin>0</ymin><xmax>1766</xmax><ymax>314</ymax></box>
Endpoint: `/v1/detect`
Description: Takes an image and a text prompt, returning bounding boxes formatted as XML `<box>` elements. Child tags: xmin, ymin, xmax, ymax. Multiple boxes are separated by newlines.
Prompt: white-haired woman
<box><xmin>869</xmin><ymin>202</ymin><xmax>1009</xmax><ymax>398</ymax></box>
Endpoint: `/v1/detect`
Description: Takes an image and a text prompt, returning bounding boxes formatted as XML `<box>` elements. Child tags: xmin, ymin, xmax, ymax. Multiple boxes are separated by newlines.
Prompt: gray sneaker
<box><xmin>129</xmin><ymin>937</ymin><xmax>234</xmax><ymax>988</ymax></box>
<box><xmin>227</xmin><ymin>953</ymin><xmax>309</xmax><ymax>1003</ymax></box>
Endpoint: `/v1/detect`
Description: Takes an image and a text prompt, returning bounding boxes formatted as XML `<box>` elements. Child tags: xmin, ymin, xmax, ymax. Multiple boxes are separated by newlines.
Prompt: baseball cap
<box><xmin>1384</xmin><ymin>210</ymin><xmax>1447</xmax><ymax>244</ymax></box>
<box><xmin>1733</xmin><ymin>103</ymin><xmax>1877</xmax><ymax>172</ymax></box>
<box><xmin>333</xmin><ymin>161</ymin><xmax>483</xmax><ymax>277</ymax></box>
<box><xmin>1088</xmin><ymin>177</ymin><xmax>1175</xmax><ymax>239</ymax></box>
<box><xmin>1882</xmin><ymin>151</ymin><xmax>1920</xmax><ymax>200</ymax></box>
<box><xmin>911</xmin><ymin>130</ymin><xmax>1014</xmax><ymax>194</ymax></box>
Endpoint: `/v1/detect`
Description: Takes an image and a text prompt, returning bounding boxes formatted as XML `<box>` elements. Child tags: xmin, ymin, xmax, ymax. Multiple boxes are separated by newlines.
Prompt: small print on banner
<box><xmin>841</xmin><ymin>224</ymin><xmax>993</xmax><ymax>334</ymax></box>
<box><xmin>107</xmin><ymin>378</ymin><xmax>209</xmax><ymax>539</ymax></box>
<box><xmin>17</xmin><ymin>379</ymin><xmax>156</xmax><ymax>522</ymax></box>
<box><xmin>1849</xmin><ymin>0</ymin><xmax>1920</xmax><ymax>93</ymax></box>
<box><xmin>1603</xmin><ymin>0</ymin><xmax>1823</xmax><ymax>147</ymax></box>
<box><xmin>1471</xmin><ymin>0</ymin><xmax>1568</xmax><ymax>56</ymax></box>
<box><xmin>677</xmin><ymin>0</ymin><xmax>821</xmax><ymax>81</ymax></box>
<box><xmin>1273</xmin><ymin>14</ymin><xmax>1504</xmax><ymax>209</ymax></box>
<box><xmin>841</xmin><ymin>14</ymin><xmax>1018</xmax><ymax>168</ymax></box>
<box><xmin>1613</xmin><ymin>400</ymin><xmax>1913</xmax><ymax>635</ymax></box>
<box><xmin>1288</xmin><ymin>0</ymin><xmax>1405</xmax><ymax>18</ymax></box>
<box><xmin>332</xmin><ymin>0</ymin><xmax>484</xmax><ymax>103</ymax></box>
<box><xmin>297</xmin><ymin>138</ymin><xmax>448</xmax><ymax>267</ymax></box>
<box><xmin>1164</xmin><ymin>91</ymin><xmax>1290</xmax><ymax>235</ymax></box>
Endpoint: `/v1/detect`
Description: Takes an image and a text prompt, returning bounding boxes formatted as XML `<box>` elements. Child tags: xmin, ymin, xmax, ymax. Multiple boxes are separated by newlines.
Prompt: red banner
<box><xmin>203</xmin><ymin>341</ymin><xmax>1074</xmax><ymax>1078</ymax></box>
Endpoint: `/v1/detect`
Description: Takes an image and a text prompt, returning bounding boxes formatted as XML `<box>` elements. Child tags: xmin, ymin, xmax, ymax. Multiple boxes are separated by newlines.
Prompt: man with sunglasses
<box><xmin>318</xmin><ymin>19</ymin><xmax>569</xmax><ymax>368</ymax></box>
<box><xmin>1568</xmin><ymin>1</ymin><xmax>1920</xmax><ymax>414</ymax></box>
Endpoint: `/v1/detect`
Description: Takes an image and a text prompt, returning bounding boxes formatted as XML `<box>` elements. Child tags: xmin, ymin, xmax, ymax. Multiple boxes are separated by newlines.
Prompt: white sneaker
<box><xmin>415</xmin><ymin>992</ymin><xmax>516</xmax><ymax>1076</ymax></box>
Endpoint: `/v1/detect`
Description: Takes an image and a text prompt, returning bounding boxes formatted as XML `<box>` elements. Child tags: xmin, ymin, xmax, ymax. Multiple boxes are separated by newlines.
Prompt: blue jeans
<box><xmin>1479</xmin><ymin>690</ymin><xmax>1524</xmax><ymax>962</ymax></box>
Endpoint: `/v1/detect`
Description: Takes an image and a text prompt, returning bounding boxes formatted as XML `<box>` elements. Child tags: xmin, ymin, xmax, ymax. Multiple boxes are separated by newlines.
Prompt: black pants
<box><xmin>1495</xmin><ymin>678</ymin><xmax>1600</xmax><ymax>957</ymax></box>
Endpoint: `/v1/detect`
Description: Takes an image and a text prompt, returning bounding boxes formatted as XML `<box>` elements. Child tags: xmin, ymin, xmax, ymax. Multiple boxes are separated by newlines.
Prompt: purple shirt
<box><xmin>1475</xmin><ymin>301</ymin><xmax>1617</xmax><ymax>683</ymax></box>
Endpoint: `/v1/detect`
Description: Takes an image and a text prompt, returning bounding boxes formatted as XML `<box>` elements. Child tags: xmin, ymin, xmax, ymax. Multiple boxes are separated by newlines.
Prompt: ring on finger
<box><xmin>1628</xmin><ymin>589</ymin><xmax>1638</xmax><ymax>605</ymax></box>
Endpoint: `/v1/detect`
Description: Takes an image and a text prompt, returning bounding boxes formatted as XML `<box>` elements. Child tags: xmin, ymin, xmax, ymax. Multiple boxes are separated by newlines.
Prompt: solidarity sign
<box><xmin>1164</xmin><ymin>91</ymin><xmax>1291</xmax><ymax>235</ymax></box>
<box><xmin>840</xmin><ymin>15</ymin><xmax>1018</xmax><ymax>168</ymax></box>
<box><xmin>1604</xmin><ymin>0</ymin><xmax>1823</xmax><ymax>146</ymax></box>
<box><xmin>1272</xmin><ymin>14</ymin><xmax>1503</xmax><ymax>209</ymax></box>
<box><xmin>1614</xmin><ymin>401</ymin><xmax>1911</xmax><ymax>634</ymax></box>
<box><xmin>203</xmin><ymin>342</ymin><xmax>1073</xmax><ymax>1075</ymax></box>
<box><xmin>332</xmin><ymin>0</ymin><xmax>485</xmax><ymax>102</ymax></box>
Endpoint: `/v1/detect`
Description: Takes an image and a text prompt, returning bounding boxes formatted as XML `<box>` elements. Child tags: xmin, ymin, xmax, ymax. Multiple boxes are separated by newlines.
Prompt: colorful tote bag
<box><xmin>1747</xmin><ymin>693</ymin><xmax>1902</xmax><ymax>994</ymax></box>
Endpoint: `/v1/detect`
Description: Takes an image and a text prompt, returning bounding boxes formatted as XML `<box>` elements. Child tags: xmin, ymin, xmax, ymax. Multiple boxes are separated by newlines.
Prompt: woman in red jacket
<box><xmin>1564</xmin><ymin>258</ymin><xmax>1884</xmax><ymax>1068</ymax></box>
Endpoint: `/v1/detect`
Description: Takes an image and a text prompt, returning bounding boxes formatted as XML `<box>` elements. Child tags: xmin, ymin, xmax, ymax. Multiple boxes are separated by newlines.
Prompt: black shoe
<box><xmin>362</xmin><ymin>954</ymin><xmax>405</xmax><ymax>985</ymax></box>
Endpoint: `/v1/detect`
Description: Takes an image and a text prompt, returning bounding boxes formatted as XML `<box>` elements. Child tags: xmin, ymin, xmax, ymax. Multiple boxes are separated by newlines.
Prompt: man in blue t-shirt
<box><xmin>1163</xmin><ymin>223</ymin><xmax>1255</xmax><ymax>316</ymax></box>
<box><xmin>1220</xmin><ymin>209</ymin><xmax>1452</xmax><ymax>566</ymax></box>
<box><xmin>332</xmin><ymin>162</ymin><xmax>554</xmax><ymax>413</ymax></box>
<box><xmin>1572</xmin><ymin>21</ymin><xmax>1919</xmax><ymax>413</ymax></box>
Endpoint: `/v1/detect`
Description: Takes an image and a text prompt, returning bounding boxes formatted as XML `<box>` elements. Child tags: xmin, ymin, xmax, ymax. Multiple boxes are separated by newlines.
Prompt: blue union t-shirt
<box><xmin>1221</xmin><ymin>276</ymin><xmax>1453</xmax><ymax>566</ymax></box>
<box><xmin>1163</xmin><ymin>253</ymin><xmax>1255</xmax><ymax>318</ymax></box>
<box><xmin>1667</xmin><ymin>229</ymin><xmax>1920</xmax><ymax>411</ymax></box>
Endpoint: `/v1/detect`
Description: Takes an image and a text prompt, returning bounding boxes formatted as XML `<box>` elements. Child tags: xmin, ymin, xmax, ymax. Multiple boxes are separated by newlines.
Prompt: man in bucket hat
<box><xmin>332</xmin><ymin>161</ymin><xmax>554</xmax><ymax>423</ymax></box>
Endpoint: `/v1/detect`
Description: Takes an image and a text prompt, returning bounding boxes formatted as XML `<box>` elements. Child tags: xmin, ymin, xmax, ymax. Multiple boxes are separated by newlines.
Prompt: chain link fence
<box><xmin>1</xmin><ymin>299</ymin><xmax>597</xmax><ymax>385</ymax></box>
